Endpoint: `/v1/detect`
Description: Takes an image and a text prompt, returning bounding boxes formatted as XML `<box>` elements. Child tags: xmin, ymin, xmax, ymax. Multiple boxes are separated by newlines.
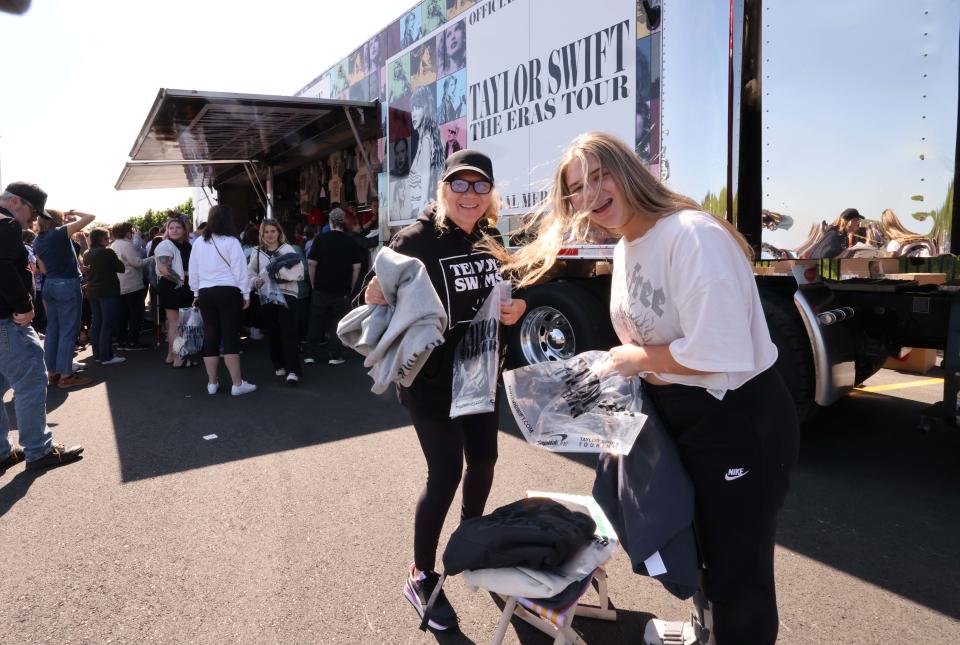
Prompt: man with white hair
<box><xmin>0</xmin><ymin>182</ymin><xmax>84</xmax><ymax>475</ymax></box>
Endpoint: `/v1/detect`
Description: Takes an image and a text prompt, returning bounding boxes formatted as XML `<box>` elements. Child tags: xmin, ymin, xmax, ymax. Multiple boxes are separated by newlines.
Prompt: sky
<box><xmin>0</xmin><ymin>0</ymin><xmax>406</xmax><ymax>223</ymax></box>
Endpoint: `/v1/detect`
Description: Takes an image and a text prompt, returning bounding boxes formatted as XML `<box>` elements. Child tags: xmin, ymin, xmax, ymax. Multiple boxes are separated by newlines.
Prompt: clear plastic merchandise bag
<box><xmin>256</xmin><ymin>275</ymin><xmax>287</xmax><ymax>307</ymax></box>
<box><xmin>450</xmin><ymin>281</ymin><xmax>510</xmax><ymax>418</ymax></box>
<box><xmin>502</xmin><ymin>350</ymin><xmax>647</xmax><ymax>455</ymax></box>
<box><xmin>174</xmin><ymin>306</ymin><xmax>204</xmax><ymax>358</ymax></box>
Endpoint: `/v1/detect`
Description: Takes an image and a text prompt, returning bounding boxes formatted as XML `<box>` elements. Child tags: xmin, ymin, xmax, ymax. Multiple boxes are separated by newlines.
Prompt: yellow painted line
<box><xmin>857</xmin><ymin>378</ymin><xmax>944</xmax><ymax>393</ymax></box>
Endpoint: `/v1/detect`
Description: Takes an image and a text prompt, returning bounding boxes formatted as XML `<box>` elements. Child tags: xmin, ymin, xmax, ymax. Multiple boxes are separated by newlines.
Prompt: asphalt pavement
<box><xmin>1</xmin><ymin>338</ymin><xmax>957</xmax><ymax>644</ymax></box>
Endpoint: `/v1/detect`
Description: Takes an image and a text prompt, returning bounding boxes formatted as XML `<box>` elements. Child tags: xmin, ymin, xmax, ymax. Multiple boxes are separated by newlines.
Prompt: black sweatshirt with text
<box><xmin>389</xmin><ymin>205</ymin><xmax>504</xmax><ymax>414</ymax></box>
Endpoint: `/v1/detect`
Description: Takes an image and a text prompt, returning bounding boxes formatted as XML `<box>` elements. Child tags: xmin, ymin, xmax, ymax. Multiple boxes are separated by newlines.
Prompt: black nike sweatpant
<box><xmin>407</xmin><ymin>404</ymin><xmax>500</xmax><ymax>573</ymax></box>
<box><xmin>644</xmin><ymin>367</ymin><xmax>800</xmax><ymax>645</ymax></box>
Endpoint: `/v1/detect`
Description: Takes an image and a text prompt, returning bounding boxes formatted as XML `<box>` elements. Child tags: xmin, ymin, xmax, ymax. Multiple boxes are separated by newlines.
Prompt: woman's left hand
<box><xmin>499</xmin><ymin>298</ymin><xmax>526</xmax><ymax>326</ymax></box>
<box><xmin>608</xmin><ymin>344</ymin><xmax>648</xmax><ymax>378</ymax></box>
<box><xmin>242</xmin><ymin>298</ymin><xmax>250</xmax><ymax>311</ymax></box>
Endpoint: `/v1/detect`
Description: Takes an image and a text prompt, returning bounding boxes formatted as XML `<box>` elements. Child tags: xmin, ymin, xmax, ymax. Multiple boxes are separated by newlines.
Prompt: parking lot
<box><xmin>1</xmin><ymin>342</ymin><xmax>957</xmax><ymax>644</ymax></box>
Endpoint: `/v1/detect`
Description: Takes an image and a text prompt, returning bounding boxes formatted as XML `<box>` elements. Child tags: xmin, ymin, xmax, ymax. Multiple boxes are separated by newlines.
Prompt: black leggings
<box><xmin>198</xmin><ymin>286</ymin><xmax>243</xmax><ymax>357</ymax></box>
<box><xmin>644</xmin><ymin>368</ymin><xmax>799</xmax><ymax>645</ymax></box>
<box><xmin>408</xmin><ymin>404</ymin><xmax>500</xmax><ymax>573</ymax></box>
<box><xmin>262</xmin><ymin>294</ymin><xmax>300</xmax><ymax>374</ymax></box>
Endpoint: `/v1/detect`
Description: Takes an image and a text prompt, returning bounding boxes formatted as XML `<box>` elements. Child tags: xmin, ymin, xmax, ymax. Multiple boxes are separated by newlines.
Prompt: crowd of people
<box><xmin>0</xmin><ymin>181</ymin><xmax>384</xmax><ymax>477</ymax></box>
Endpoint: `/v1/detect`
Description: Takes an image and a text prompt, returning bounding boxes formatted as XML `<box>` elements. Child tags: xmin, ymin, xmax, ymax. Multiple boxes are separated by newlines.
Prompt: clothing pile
<box><xmin>422</xmin><ymin>497</ymin><xmax>617</xmax><ymax>630</ymax></box>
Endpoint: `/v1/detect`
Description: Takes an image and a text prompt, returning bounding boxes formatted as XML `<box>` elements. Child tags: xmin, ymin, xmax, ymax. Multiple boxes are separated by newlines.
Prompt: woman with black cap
<box><xmin>364</xmin><ymin>149</ymin><xmax>527</xmax><ymax>632</ymax></box>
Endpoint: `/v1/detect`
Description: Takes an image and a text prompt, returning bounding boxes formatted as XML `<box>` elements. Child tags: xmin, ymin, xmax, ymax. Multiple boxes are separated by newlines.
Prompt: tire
<box><xmin>760</xmin><ymin>290</ymin><xmax>817</xmax><ymax>423</ymax></box>
<box><xmin>507</xmin><ymin>281</ymin><xmax>617</xmax><ymax>367</ymax></box>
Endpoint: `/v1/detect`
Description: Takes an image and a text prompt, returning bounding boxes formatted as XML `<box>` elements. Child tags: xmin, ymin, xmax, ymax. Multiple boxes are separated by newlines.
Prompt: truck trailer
<box><xmin>117</xmin><ymin>0</ymin><xmax>960</xmax><ymax>428</ymax></box>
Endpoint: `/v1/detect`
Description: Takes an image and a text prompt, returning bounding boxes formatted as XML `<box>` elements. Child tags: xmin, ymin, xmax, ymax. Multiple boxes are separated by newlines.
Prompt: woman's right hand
<box><xmin>254</xmin><ymin>277</ymin><xmax>265</xmax><ymax>289</ymax></box>
<box><xmin>364</xmin><ymin>276</ymin><xmax>387</xmax><ymax>305</ymax></box>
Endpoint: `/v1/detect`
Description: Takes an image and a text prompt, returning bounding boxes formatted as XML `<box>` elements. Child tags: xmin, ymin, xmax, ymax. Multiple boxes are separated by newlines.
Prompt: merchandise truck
<box><xmin>116</xmin><ymin>0</ymin><xmax>960</xmax><ymax>428</ymax></box>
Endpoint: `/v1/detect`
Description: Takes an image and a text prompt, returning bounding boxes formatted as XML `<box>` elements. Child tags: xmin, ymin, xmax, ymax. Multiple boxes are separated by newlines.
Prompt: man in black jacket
<box><xmin>0</xmin><ymin>182</ymin><xmax>84</xmax><ymax>475</ymax></box>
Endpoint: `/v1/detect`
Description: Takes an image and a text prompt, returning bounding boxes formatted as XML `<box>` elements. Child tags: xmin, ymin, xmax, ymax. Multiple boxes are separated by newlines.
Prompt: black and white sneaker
<box><xmin>403</xmin><ymin>566</ymin><xmax>458</xmax><ymax>631</ymax></box>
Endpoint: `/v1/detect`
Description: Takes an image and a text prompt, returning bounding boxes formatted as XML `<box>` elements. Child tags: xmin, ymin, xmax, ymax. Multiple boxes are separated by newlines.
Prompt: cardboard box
<box><xmin>883</xmin><ymin>273</ymin><xmax>947</xmax><ymax>286</ymax></box>
<box><xmin>839</xmin><ymin>258</ymin><xmax>900</xmax><ymax>278</ymax></box>
<box><xmin>883</xmin><ymin>348</ymin><xmax>939</xmax><ymax>374</ymax></box>
<box><xmin>769</xmin><ymin>259</ymin><xmax>818</xmax><ymax>276</ymax></box>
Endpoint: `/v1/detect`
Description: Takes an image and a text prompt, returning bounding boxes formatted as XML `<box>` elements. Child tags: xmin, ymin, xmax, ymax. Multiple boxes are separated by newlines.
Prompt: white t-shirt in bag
<box><xmin>609</xmin><ymin>210</ymin><xmax>777</xmax><ymax>399</ymax></box>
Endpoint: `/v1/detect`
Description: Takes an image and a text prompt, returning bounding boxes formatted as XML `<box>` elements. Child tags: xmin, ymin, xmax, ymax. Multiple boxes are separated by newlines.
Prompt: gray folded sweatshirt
<box><xmin>337</xmin><ymin>247</ymin><xmax>447</xmax><ymax>394</ymax></box>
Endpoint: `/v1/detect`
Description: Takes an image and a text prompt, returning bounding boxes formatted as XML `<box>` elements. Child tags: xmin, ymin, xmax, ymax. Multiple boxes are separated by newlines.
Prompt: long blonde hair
<box><xmin>880</xmin><ymin>208</ymin><xmax>929</xmax><ymax>245</ymax></box>
<box><xmin>433</xmin><ymin>180</ymin><xmax>501</xmax><ymax>232</ymax></box>
<box><xmin>486</xmin><ymin>131</ymin><xmax>752</xmax><ymax>287</ymax></box>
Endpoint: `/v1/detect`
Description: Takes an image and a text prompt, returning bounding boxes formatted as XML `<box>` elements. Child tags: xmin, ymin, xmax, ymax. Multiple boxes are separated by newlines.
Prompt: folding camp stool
<box><xmin>488</xmin><ymin>566</ymin><xmax>616</xmax><ymax>645</ymax></box>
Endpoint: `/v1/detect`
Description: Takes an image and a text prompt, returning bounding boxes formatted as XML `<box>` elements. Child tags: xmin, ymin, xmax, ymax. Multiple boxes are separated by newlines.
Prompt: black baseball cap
<box><xmin>5</xmin><ymin>181</ymin><xmax>54</xmax><ymax>220</ymax></box>
<box><xmin>441</xmin><ymin>149</ymin><xmax>494</xmax><ymax>183</ymax></box>
<box><xmin>839</xmin><ymin>208</ymin><xmax>864</xmax><ymax>221</ymax></box>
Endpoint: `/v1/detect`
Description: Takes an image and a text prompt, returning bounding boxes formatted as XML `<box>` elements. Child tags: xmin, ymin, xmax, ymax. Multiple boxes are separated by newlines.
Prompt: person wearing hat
<box><xmin>363</xmin><ymin>149</ymin><xmax>527</xmax><ymax>632</ymax></box>
<box><xmin>304</xmin><ymin>207</ymin><xmax>366</xmax><ymax>365</ymax></box>
<box><xmin>0</xmin><ymin>182</ymin><xmax>85</xmax><ymax>475</ymax></box>
<box><xmin>810</xmin><ymin>207</ymin><xmax>865</xmax><ymax>258</ymax></box>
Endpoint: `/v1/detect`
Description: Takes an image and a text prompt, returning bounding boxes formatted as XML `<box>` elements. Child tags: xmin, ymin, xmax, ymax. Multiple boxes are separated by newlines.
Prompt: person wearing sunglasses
<box><xmin>363</xmin><ymin>149</ymin><xmax>526</xmax><ymax>632</ymax></box>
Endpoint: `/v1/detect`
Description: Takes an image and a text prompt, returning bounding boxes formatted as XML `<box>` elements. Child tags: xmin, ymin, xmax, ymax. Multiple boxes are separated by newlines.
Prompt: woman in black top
<box><xmin>82</xmin><ymin>228</ymin><xmax>125</xmax><ymax>365</ymax></box>
<box><xmin>364</xmin><ymin>150</ymin><xmax>527</xmax><ymax>632</ymax></box>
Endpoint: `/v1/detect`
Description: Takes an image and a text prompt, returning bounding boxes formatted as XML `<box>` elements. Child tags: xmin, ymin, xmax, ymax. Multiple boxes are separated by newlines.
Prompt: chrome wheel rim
<box><xmin>519</xmin><ymin>306</ymin><xmax>576</xmax><ymax>364</ymax></box>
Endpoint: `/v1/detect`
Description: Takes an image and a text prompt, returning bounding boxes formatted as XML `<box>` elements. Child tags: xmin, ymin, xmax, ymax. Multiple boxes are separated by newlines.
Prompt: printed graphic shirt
<box><xmin>610</xmin><ymin>210</ymin><xmax>777</xmax><ymax>398</ymax></box>
<box><xmin>388</xmin><ymin>204</ymin><xmax>504</xmax><ymax>412</ymax></box>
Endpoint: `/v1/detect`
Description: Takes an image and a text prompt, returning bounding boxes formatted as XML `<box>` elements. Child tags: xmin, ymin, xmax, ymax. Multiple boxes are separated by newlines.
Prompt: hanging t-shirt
<box><xmin>609</xmin><ymin>209</ymin><xmax>777</xmax><ymax>399</ymax></box>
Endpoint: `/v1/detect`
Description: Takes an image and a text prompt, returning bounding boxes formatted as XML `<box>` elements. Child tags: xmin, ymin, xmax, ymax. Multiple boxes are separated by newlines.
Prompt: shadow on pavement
<box><xmin>0</xmin><ymin>468</ymin><xmax>45</xmax><ymax>518</ymax></box>
<box><xmin>102</xmin><ymin>340</ymin><xmax>410</xmax><ymax>483</ymax></box>
<box><xmin>776</xmin><ymin>390</ymin><xmax>960</xmax><ymax>620</ymax></box>
<box><xmin>486</xmin><ymin>591</ymin><xmax>653</xmax><ymax>644</ymax></box>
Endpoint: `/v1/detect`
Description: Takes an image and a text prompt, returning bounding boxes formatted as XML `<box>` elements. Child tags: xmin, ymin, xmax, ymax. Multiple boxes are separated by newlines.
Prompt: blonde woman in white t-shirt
<box><xmin>489</xmin><ymin>132</ymin><xmax>799</xmax><ymax>645</ymax></box>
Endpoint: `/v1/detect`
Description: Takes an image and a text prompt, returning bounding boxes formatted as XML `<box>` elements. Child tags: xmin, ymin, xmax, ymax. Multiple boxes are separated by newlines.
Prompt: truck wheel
<box><xmin>760</xmin><ymin>291</ymin><xmax>817</xmax><ymax>423</ymax></box>
<box><xmin>508</xmin><ymin>281</ymin><xmax>616</xmax><ymax>367</ymax></box>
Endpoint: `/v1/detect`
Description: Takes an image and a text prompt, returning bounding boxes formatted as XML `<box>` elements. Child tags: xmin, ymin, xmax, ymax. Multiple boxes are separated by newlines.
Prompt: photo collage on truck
<box><xmin>296</xmin><ymin>0</ymin><xmax>662</xmax><ymax>228</ymax></box>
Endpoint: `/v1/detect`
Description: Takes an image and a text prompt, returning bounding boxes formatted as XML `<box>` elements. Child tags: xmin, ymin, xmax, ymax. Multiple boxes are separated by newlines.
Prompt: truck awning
<box><xmin>115</xmin><ymin>88</ymin><xmax>378</xmax><ymax>190</ymax></box>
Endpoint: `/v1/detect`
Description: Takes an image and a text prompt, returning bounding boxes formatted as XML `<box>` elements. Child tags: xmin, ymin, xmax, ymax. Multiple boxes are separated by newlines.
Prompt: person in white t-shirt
<box><xmin>490</xmin><ymin>132</ymin><xmax>799</xmax><ymax>645</ymax></box>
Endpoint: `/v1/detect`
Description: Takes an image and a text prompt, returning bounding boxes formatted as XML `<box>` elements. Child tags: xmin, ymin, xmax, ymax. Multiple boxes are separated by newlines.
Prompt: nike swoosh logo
<box><xmin>724</xmin><ymin>470</ymin><xmax>749</xmax><ymax>481</ymax></box>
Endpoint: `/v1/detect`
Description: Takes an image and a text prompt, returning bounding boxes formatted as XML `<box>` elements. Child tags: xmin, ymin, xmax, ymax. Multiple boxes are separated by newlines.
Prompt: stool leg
<box><xmin>490</xmin><ymin>597</ymin><xmax>517</xmax><ymax>645</ymax></box>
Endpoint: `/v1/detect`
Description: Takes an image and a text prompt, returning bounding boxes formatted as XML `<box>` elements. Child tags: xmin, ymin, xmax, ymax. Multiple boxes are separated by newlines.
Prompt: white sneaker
<box><xmin>275</xmin><ymin>368</ymin><xmax>287</xmax><ymax>377</ymax></box>
<box><xmin>285</xmin><ymin>373</ymin><xmax>299</xmax><ymax>384</ymax></box>
<box><xmin>101</xmin><ymin>356</ymin><xmax>126</xmax><ymax>365</ymax></box>
<box><xmin>207</xmin><ymin>382</ymin><xmax>219</xmax><ymax>395</ymax></box>
<box><xmin>231</xmin><ymin>381</ymin><xmax>257</xmax><ymax>396</ymax></box>
<box><xmin>303</xmin><ymin>357</ymin><xmax>316</xmax><ymax>365</ymax></box>
<box><xmin>72</xmin><ymin>362</ymin><xmax>87</xmax><ymax>372</ymax></box>
<box><xmin>328</xmin><ymin>358</ymin><xmax>346</xmax><ymax>365</ymax></box>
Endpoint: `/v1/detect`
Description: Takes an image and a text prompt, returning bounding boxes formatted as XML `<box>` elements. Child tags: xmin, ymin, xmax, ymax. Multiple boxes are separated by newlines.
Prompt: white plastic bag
<box><xmin>174</xmin><ymin>306</ymin><xmax>204</xmax><ymax>358</ymax></box>
<box><xmin>449</xmin><ymin>281</ymin><xmax>510</xmax><ymax>418</ymax></box>
<box><xmin>503</xmin><ymin>350</ymin><xmax>647</xmax><ymax>455</ymax></box>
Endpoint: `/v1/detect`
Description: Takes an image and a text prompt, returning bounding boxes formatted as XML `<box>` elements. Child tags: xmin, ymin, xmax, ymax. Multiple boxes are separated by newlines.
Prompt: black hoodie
<box><xmin>388</xmin><ymin>204</ymin><xmax>505</xmax><ymax>414</ymax></box>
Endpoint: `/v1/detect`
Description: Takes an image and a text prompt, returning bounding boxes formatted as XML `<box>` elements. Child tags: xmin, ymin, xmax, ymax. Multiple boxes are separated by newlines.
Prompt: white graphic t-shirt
<box><xmin>609</xmin><ymin>210</ymin><xmax>777</xmax><ymax>398</ymax></box>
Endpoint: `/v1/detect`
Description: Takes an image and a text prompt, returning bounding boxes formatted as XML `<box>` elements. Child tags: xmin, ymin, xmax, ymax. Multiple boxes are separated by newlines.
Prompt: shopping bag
<box><xmin>449</xmin><ymin>281</ymin><xmax>510</xmax><ymax>418</ymax></box>
<box><xmin>502</xmin><ymin>350</ymin><xmax>647</xmax><ymax>455</ymax></box>
<box><xmin>256</xmin><ymin>275</ymin><xmax>287</xmax><ymax>307</ymax></box>
<box><xmin>174</xmin><ymin>306</ymin><xmax>204</xmax><ymax>358</ymax></box>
